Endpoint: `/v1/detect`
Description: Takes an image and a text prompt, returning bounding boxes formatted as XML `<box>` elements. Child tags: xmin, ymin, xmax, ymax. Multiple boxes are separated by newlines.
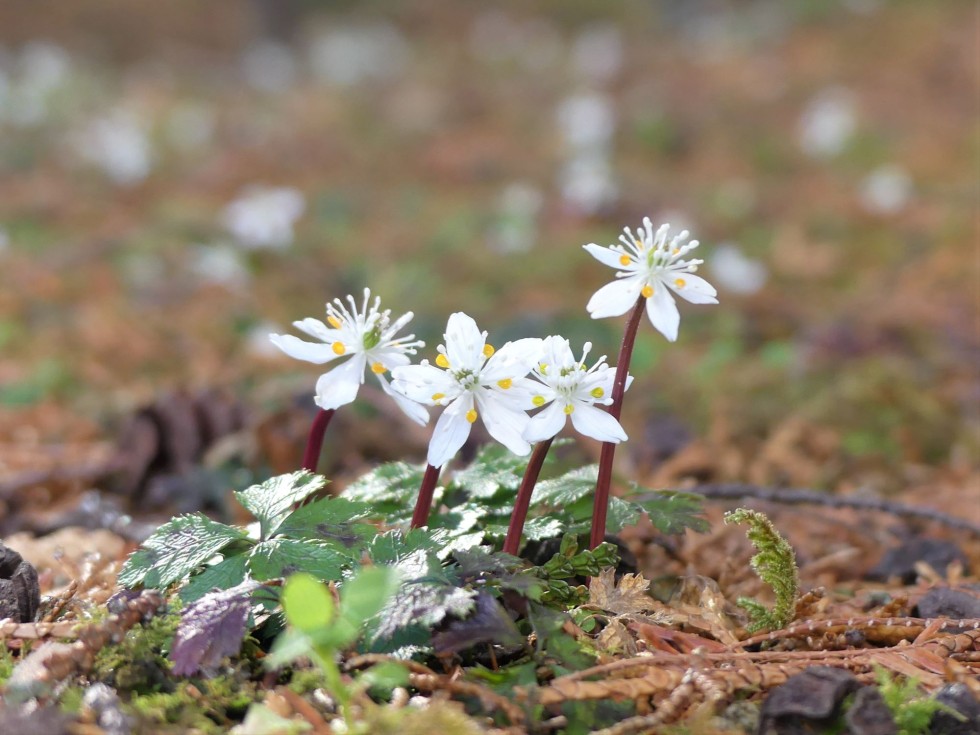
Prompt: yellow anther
<box><xmin>538</xmin><ymin>362</ymin><xmax>548</xmax><ymax>374</ymax></box>
<box><xmin>436</xmin><ymin>353</ymin><xmax>450</xmax><ymax>368</ymax></box>
<box><xmin>674</xmin><ymin>278</ymin><xmax>686</xmax><ymax>288</ymax></box>
<box><xmin>327</xmin><ymin>315</ymin><xmax>342</xmax><ymax>329</ymax></box>
<box><xmin>482</xmin><ymin>344</ymin><xmax>495</xmax><ymax>358</ymax></box>
<box><xmin>641</xmin><ymin>285</ymin><xmax>654</xmax><ymax>298</ymax></box>
<box><xmin>332</xmin><ymin>342</ymin><xmax>346</xmax><ymax>355</ymax></box>
<box><xmin>371</xmin><ymin>362</ymin><xmax>386</xmax><ymax>374</ymax></box>
<box><xmin>532</xmin><ymin>395</ymin><xmax>546</xmax><ymax>407</ymax></box>
<box><xmin>619</xmin><ymin>254</ymin><xmax>631</xmax><ymax>266</ymax></box>
<box><xmin>564</xmin><ymin>404</ymin><xmax>575</xmax><ymax>415</ymax></box>
<box><xmin>497</xmin><ymin>378</ymin><xmax>512</xmax><ymax>389</ymax></box>
<box><xmin>466</xmin><ymin>409</ymin><xmax>478</xmax><ymax>423</ymax></box>
<box><xmin>431</xmin><ymin>392</ymin><xmax>445</xmax><ymax>402</ymax></box>
<box><xmin>672</xmin><ymin>247</ymin><xmax>680</xmax><ymax>255</ymax></box>
<box><xmin>590</xmin><ymin>387</ymin><xmax>604</xmax><ymax>399</ymax></box>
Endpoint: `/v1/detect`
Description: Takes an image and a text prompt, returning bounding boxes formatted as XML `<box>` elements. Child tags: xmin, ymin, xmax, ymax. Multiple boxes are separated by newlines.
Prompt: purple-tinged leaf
<box><xmin>170</xmin><ymin>580</ymin><xmax>261</xmax><ymax>677</ymax></box>
<box><xmin>431</xmin><ymin>591</ymin><xmax>523</xmax><ymax>655</ymax></box>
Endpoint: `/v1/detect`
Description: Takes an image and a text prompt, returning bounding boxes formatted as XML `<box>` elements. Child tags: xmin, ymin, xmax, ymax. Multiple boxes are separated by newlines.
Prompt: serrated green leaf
<box><xmin>339</xmin><ymin>566</ymin><xmax>400</xmax><ymax>628</ymax></box>
<box><xmin>235</xmin><ymin>471</ymin><xmax>328</xmax><ymax>539</ymax></box>
<box><xmin>366</xmin><ymin>529</ymin><xmax>446</xmax><ymax>566</ymax></box>
<box><xmin>282</xmin><ymin>572</ymin><xmax>335</xmax><ymax>632</ymax></box>
<box><xmin>179</xmin><ymin>554</ymin><xmax>249</xmax><ymax>604</ymax></box>
<box><xmin>605</xmin><ymin>497</ymin><xmax>643</xmax><ymax>533</ymax></box>
<box><xmin>343</xmin><ymin>461</ymin><xmax>426</xmax><ymax>513</ymax></box>
<box><xmin>635</xmin><ymin>488</ymin><xmax>709</xmax><ymax>534</ymax></box>
<box><xmin>247</xmin><ymin>538</ymin><xmax>348</xmax><ymax>582</ymax></box>
<box><xmin>119</xmin><ymin>514</ymin><xmax>250</xmax><ymax>589</ymax></box>
<box><xmin>531</xmin><ymin>465</ymin><xmax>598</xmax><ymax>506</ymax></box>
<box><xmin>274</xmin><ymin>497</ymin><xmax>375</xmax><ymax>553</ymax></box>
<box><xmin>449</xmin><ymin>444</ymin><xmax>526</xmax><ymax>500</ymax></box>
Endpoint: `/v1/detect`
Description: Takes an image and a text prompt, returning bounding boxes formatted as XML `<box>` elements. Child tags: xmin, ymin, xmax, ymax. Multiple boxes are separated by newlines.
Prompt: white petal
<box><xmin>369</xmin><ymin>347</ymin><xmax>412</xmax><ymax>370</ymax></box>
<box><xmin>489</xmin><ymin>338</ymin><xmax>544</xmax><ymax>372</ymax></box>
<box><xmin>669</xmin><ymin>273</ymin><xmax>718</xmax><ymax>305</ymax></box>
<box><xmin>583</xmin><ymin>243</ymin><xmax>634</xmax><ymax>270</ymax></box>
<box><xmin>314</xmin><ymin>355</ymin><xmax>366</xmax><ymax>409</ymax></box>
<box><xmin>292</xmin><ymin>317</ymin><xmax>338</xmax><ymax>342</ymax></box>
<box><xmin>524</xmin><ymin>401</ymin><xmax>567</xmax><ymax>443</ymax></box>
<box><xmin>427</xmin><ymin>396</ymin><xmax>474</xmax><ymax>468</ymax></box>
<box><xmin>476</xmin><ymin>394</ymin><xmax>531</xmax><ymax>456</ymax></box>
<box><xmin>270</xmin><ymin>334</ymin><xmax>342</xmax><ymax>365</ymax></box>
<box><xmin>570</xmin><ymin>404</ymin><xmax>628</xmax><ymax>443</ymax></box>
<box><xmin>645</xmin><ymin>284</ymin><xmax>681</xmax><ymax>341</ymax></box>
<box><xmin>377</xmin><ymin>374</ymin><xmax>430</xmax><ymax>426</ymax></box>
<box><xmin>444</xmin><ymin>312</ymin><xmax>486</xmax><ymax>370</ymax></box>
<box><xmin>586</xmin><ymin>278</ymin><xmax>643</xmax><ymax>319</ymax></box>
<box><xmin>391</xmin><ymin>363</ymin><xmax>458</xmax><ymax>404</ymax></box>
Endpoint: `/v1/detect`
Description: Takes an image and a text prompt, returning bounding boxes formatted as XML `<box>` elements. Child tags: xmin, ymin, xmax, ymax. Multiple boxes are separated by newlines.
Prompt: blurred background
<box><xmin>0</xmin><ymin>1</ymin><xmax>976</xmax><ymax>518</ymax></box>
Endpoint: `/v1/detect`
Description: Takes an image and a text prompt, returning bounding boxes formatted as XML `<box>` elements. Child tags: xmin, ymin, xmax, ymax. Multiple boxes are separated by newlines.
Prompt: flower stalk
<box><xmin>502</xmin><ymin>437</ymin><xmax>554</xmax><ymax>555</ymax></box>
<box><xmin>590</xmin><ymin>295</ymin><xmax>645</xmax><ymax>549</ymax></box>
<box><xmin>301</xmin><ymin>408</ymin><xmax>335</xmax><ymax>473</ymax></box>
<box><xmin>410</xmin><ymin>463</ymin><xmax>442</xmax><ymax>528</ymax></box>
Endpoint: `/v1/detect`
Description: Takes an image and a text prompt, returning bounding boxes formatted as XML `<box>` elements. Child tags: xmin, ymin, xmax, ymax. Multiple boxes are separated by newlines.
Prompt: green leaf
<box><xmin>247</xmin><ymin>539</ymin><xmax>348</xmax><ymax>582</ymax></box>
<box><xmin>604</xmin><ymin>497</ymin><xmax>643</xmax><ymax>533</ymax></box>
<box><xmin>343</xmin><ymin>461</ymin><xmax>425</xmax><ymax>515</ymax></box>
<box><xmin>339</xmin><ymin>566</ymin><xmax>400</xmax><ymax>628</ymax></box>
<box><xmin>531</xmin><ymin>465</ymin><xmax>598</xmax><ymax>506</ymax></box>
<box><xmin>282</xmin><ymin>572</ymin><xmax>334</xmax><ymax>632</ymax></box>
<box><xmin>485</xmin><ymin>515</ymin><xmax>565</xmax><ymax>541</ymax></box>
<box><xmin>449</xmin><ymin>444</ymin><xmax>526</xmax><ymax>500</ymax></box>
<box><xmin>179</xmin><ymin>554</ymin><xmax>249</xmax><ymax>604</ymax></box>
<box><xmin>274</xmin><ymin>497</ymin><xmax>375</xmax><ymax>552</ymax></box>
<box><xmin>366</xmin><ymin>529</ymin><xmax>446</xmax><ymax>566</ymax></box>
<box><xmin>118</xmin><ymin>514</ymin><xmax>250</xmax><ymax>589</ymax></box>
<box><xmin>235</xmin><ymin>472</ymin><xmax>328</xmax><ymax>539</ymax></box>
<box><xmin>634</xmin><ymin>487</ymin><xmax>709</xmax><ymax>534</ymax></box>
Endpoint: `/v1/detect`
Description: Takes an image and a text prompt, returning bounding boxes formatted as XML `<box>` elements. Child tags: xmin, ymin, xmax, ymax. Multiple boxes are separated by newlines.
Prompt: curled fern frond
<box><xmin>724</xmin><ymin>508</ymin><xmax>800</xmax><ymax>633</ymax></box>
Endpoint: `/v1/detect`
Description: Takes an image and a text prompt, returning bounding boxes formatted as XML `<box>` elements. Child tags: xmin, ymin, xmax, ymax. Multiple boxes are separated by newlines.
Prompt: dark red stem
<box><xmin>301</xmin><ymin>408</ymin><xmax>335</xmax><ymax>474</ymax></box>
<box><xmin>590</xmin><ymin>296</ymin><xmax>646</xmax><ymax>549</ymax></box>
<box><xmin>411</xmin><ymin>463</ymin><xmax>442</xmax><ymax>528</ymax></box>
<box><xmin>502</xmin><ymin>438</ymin><xmax>554</xmax><ymax>556</ymax></box>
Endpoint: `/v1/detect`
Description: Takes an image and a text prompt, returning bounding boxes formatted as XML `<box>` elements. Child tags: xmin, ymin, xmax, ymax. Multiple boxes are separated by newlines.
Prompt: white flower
<box><xmin>391</xmin><ymin>313</ymin><xmax>543</xmax><ymax>468</ymax></box>
<box><xmin>223</xmin><ymin>186</ymin><xmax>305</xmax><ymax>250</ymax></box>
<box><xmin>584</xmin><ymin>218</ymin><xmax>718</xmax><ymax>342</ymax></box>
<box><xmin>270</xmin><ymin>289</ymin><xmax>427</xmax><ymax>425</ymax></box>
<box><xmin>523</xmin><ymin>336</ymin><xmax>630</xmax><ymax>444</ymax></box>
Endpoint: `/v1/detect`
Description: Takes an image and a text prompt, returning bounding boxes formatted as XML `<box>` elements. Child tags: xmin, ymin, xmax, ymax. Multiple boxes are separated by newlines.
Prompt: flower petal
<box><xmin>523</xmin><ymin>401</ymin><xmax>567</xmax><ymax>443</ymax></box>
<box><xmin>314</xmin><ymin>355</ymin><xmax>366</xmax><ymax>409</ymax></box>
<box><xmin>427</xmin><ymin>395</ymin><xmax>474</xmax><ymax>468</ymax></box>
<box><xmin>476</xmin><ymin>393</ymin><xmax>531</xmax><ymax>457</ymax></box>
<box><xmin>586</xmin><ymin>277</ymin><xmax>643</xmax><ymax>319</ymax></box>
<box><xmin>645</xmin><ymin>284</ymin><xmax>681</xmax><ymax>341</ymax></box>
<box><xmin>669</xmin><ymin>273</ymin><xmax>718</xmax><ymax>305</ymax></box>
<box><xmin>570</xmin><ymin>403</ymin><xmax>628</xmax><ymax>443</ymax></box>
<box><xmin>583</xmin><ymin>243</ymin><xmax>632</xmax><ymax>270</ymax></box>
<box><xmin>270</xmin><ymin>334</ymin><xmax>343</xmax><ymax>365</ymax></box>
<box><xmin>444</xmin><ymin>312</ymin><xmax>486</xmax><ymax>370</ymax></box>
<box><xmin>292</xmin><ymin>317</ymin><xmax>338</xmax><ymax>342</ymax></box>
<box><xmin>488</xmin><ymin>338</ymin><xmax>544</xmax><ymax>373</ymax></box>
<box><xmin>377</xmin><ymin>374</ymin><xmax>430</xmax><ymax>427</ymax></box>
<box><xmin>391</xmin><ymin>363</ymin><xmax>458</xmax><ymax>404</ymax></box>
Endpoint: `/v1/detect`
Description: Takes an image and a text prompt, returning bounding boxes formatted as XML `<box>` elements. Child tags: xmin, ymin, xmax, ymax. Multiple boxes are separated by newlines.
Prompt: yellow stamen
<box><xmin>327</xmin><ymin>315</ymin><xmax>342</xmax><ymax>329</ymax></box>
<box><xmin>672</xmin><ymin>247</ymin><xmax>680</xmax><ymax>255</ymax></box>
<box><xmin>466</xmin><ymin>409</ymin><xmax>478</xmax><ymax>423</ymax></box>
<box><xmin>590</xmin><ymin>387</ymin><xmax>604</xmax><ymax>399</ymax></box>
<box><xmin>332</xmin><ymin>342</ymin><xmax>346</xmax><ymax>355</ymax></box>
<box><xmin>619</xmin><ymin>254</ymin><xmax>631</xmax><ymax>266</ymax></box>
<box><xmin>674</xmin><ymin>278</ymin><xmax>686</xmax><ymax>288</ymax></box>
<box><xmin>641</xmin><ymin>285</ymin><xmax>654</xmax><ymax>298</ymax></box>
<box><xmin>436</xmin><ymin>353</ymin><xmax>450</xmax><ymax>368</ymax></box>
<box><xmin>564</xmin><ymin>404</ymin><xmax>574</xmax><ymax>415</ymax></box>
<box><xmin>371</xmin><ymin>362</ymin><xmax>386</xmax><ymax>374</ymax></box>
<box><xmin>497</xmin><ymin>378</ymin><xmax>512</xmax><ymax>389</ymax></box>
<box><xmin>483</xmin><ymin>344</ymin><xmax>495</xmax><ymax>358</ymax></box>
<box><xmin>538</xmin><ymin>362</ymin><xmax>548</xmax><ymax>374</ymax></box>
<box><xmin>431</xmin><ymin>392</ymin><xmax>445</xmax><ymax>402</ymax></box>
<box><xmin>532</xmin><ymin>395</ymin><xmax>546</xmax><ymax>407</ymax></box>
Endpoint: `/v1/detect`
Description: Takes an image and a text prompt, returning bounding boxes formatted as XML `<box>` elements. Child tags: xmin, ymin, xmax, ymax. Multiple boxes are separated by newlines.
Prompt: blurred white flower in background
<box><xmin>571</xmin><ymin>24</ymin><xmax>623</xmax><ymax>84</ymax></box>
<box><xmin>556</xmin><ymin>93</ymin><xmax>618</xmax><ymax>215</ymax></box>
<box><xmin>798</xmin><ymin>87</ymin><xmax>857</xmax><ymax>158</ymax></box>
<box><xmin>74</xmin><ymin>109</ymin><xmax>154</xmax><ymax>185</ymax></box>
<box><xmin>559</xmin><ymin>154</ymin><xmax>618</xmax><ymax>216</ymax></box>
<box><xmin>308</xmin><ymin>24</ymin><xmax>409</xmax><ymax>87</ymax></box>
<box><xmin>710</xmin><ymin>243</ymin><xmax>768</xmax><ymax>296</ymax></box>
<box><xmin>222</xmin><ymin>186</ymin><xmax>305</xmax><ymax>250</ymax></box>
<box><xmin>242</xmin><ymin>41</ymin><xmax>298</xmax><ymax>93</ymax></box>
<box><xmin>188</xmin><ymin>244</ymin><xmax>251</xmax><ymax>289</ymax></box>
<box><xmin>486</xmin><ymin>183</ymin><xmax>543</xmax><ymax>254</ymax></box>
<box><xmin>859</xmin><ymin>164</ymin><xmax>913</xmax><ymax>215</ymax></box>
<box><xmin>557</xmin><ymin>92</ymin><xmax>616</xmax><ymax>150</ymax></box>
<box><xmin>0</xmin><ymin>41</ymin><xmax>72</xmax><ymax>127</ymax></box>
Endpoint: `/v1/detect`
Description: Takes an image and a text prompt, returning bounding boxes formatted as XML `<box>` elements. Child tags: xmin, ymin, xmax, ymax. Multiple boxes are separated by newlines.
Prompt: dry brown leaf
<box><xmin>588</xmin><ymin>569</ymin><xmax>655</xmax><ymax>615</ymax></box>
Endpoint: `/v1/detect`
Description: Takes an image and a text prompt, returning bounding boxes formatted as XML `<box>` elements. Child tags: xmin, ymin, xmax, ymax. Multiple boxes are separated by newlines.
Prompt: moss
<box><xmin>125</xmin><ymin>676</ymin><xmax>259</xmax><ymax>733</ymax></box>
<box><xmin>91</xmin><ymin>610</ymin><xmax>180</xmax><ymax>694</ymax></box>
